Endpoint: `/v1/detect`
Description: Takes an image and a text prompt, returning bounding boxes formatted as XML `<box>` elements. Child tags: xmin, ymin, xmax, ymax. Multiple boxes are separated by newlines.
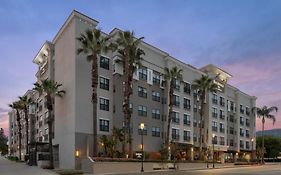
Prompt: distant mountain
<box><xmin>256</xmin><ymin>129</ymin><xmax>281</xmax><ymax>137</ymax></box>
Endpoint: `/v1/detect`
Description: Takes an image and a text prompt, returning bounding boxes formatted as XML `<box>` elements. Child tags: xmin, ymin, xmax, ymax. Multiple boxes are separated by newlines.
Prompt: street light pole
<box><xmin>140</xmin><ymin>123</ymin><xmax>144</xmax><ymax>172</ymax></box>
<box><xmin>212</xmin><ymin>134</ymin><xmax>215</xmax><ymax>168</ymax></box>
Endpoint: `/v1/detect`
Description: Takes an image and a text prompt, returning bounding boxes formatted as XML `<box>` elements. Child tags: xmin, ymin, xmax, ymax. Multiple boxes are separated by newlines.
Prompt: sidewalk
<box><xmin>0</xmin><ymin>156</ymin><xmax>56</xmax><ymax>175</ymax></box>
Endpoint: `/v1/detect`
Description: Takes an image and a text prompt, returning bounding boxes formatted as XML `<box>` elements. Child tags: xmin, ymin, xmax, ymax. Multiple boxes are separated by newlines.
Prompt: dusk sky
<box><xmin>0</xmin><ymin>0</ymin><xmax>280</xmax><ymax>134</ymax></box>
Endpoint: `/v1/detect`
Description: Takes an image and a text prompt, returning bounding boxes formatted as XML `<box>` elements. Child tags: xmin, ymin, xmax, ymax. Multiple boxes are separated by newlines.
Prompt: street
<box><xmin>0</xmin><ymin>156</ymin><xmax>55</xmax><ymax>175</ymax></box>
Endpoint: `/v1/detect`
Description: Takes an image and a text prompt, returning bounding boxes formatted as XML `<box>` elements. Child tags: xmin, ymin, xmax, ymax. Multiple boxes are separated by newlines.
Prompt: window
<box><xmin>183</xmin><ymin>130</ymin><xmax>191</xmax><ymax>141</ymax></box>
<box><xmin>220</xmin><ymin>97</ymin><xmax>225</xmax><ymax>106</ymax></box>
<box><xmin>229</xmin><ymin>115</ymin><xmax>234</xmax><ymax>122</ymax></box>
<box><xmin>193</xmin><ymin>119</ymin><xmax>197</xmax><ymax>127</ymax></box>
<box><xmin>243</xmin><ymin>129</ymin><xmax>249</xmax><ymax>138</ymax></box>
<box><xmin>219</xmin><ymin>123</ymin><xmax>225</xmax><ymax>133</ymax></box>
<box><xmin>138</xmin><ymin>105</ymin><xmax>147</xmax><ymax>117</ymax></box>
<box><xmin>220</xmin><ymin>110</ymin><xmax>225</xmax><ymax>120</ymax></box>
<box><xmin>153</xmin><ymin>71</ymin><xmax>160</xmax><ymax>85</ymax></box>
<box><xmin>212</xmin><ymin>107</ymin><xmax>218</xmax><ymax>118</ymax></box>
<box><xmin>183</xmin><ymin>114</ymin><xmax>191</xmax><ymax>126</ymax></box>
<box><xmin>213</xmin><ymin>136</ymin><xmax>218</xmax><ymax>144</ymax></box>
<box><xmin>246</xmin><ymin>141</ymin><xmax>250</xmax><ymax>149</ymax></box>
<box><xmin>246</xmin><ymin>118</ymin><xmax>250</xmax><ymax>127</ymax></box>
<box><xmin>100</xmin><ymin>119</ymin><xmax>109</xmax><ymax>132</ymax></box>
<box><xmin>212</xmin><ymin>121</ymin><xmax>218</xmax><ymax>131</ymax></box>
<box><xmin>246</xmin><ymin>107</ymin><xmax>250</xmax><ymax>116</ymax></box>
<box><xmin>229</xmin><ymin>127</ymin><xmax>234</xmax><ymax>135</ymax></box>
<box><xmin>100</xmin><ymin>56</ymin><xmax>109</xmax><ymax>70</ymax></box>
<box><xmin>240</xmin><ymin>105</ymin><xmax>244</xmax><ymax>114</ymax></box>
<box><xmin>230</xmin><ymin>139</ymin><xmax>234</xmax><ymax>146</ymax></box>
<box><xmin>152</xmin><ymin>109</ymin><xmax>160</xmax><ymax>119</ymax></box>
<box><xmin>240</xmin><ymin>128</ymin><xmax>244</xmax><ymax>137</ymax></box>
<box><xmin>100</xmin><ymin>98</ymin><xmax>109</xmax><ymax>111</ymax></box>
<box><xmin>172</xmin><ymin>128</ymin><xmax>180</xmax><ymax>140</ymax></box>
<box><xmin>230</xmin><ymin>101</ymin><xmax>234</xmax><ymax>111</ymax></box>
<box><xmin>100</xmin><ymin>77</ymin><xmax>109</xmax><ymax>90</ymax></box>
<box><xmin>193</xmin><ymin>133</ymin><xmax>197</xmax><ymax>142</ymax></box>
<box><xmin>240</xmin><ymin>140</ymin><xmax>244</xmax><ymax>149</ymax></box>
<box><xmin>184</xmin><ymin>82</ymin><xmax>191</xmax><ymax>94</ymax></box>
<box><xmin>138</xmin><ymin>86</ymin><xmax>147</xmax><ymax>98</ymax></box>
<box><xmin>212</xmin><ymin>94</ymin><xmax>218</xmax><ymax>104</ymax></box>
<box><xmin>152</xmin><ymin>127</ymin><xmax>160</xmax><ymax>137</ymax></box>
<box><xmin>183</xmin><ymin>98</ymin><xmax>191</xmax><ymax>110</ymax></box>
<box><xmin>220</xmin><ymin>137</ymin><xmax>225</xmax><ymax>145</ymax></box>
<box><xmin>152</xmin><ymin>91</ymin><xmax>160</xmax><ymax>102</ymax></box>
<box><xmin>240</xmin><ymin>117</ymin><xmax>244</xmax><ymax>125</ymax></box>
<box><xmin>174</xmin><ymin>79</ymin><xmax>180</xmax><ymax>91</ymax></box>
<box><xmin>173</xmin><ymin>95</ymin><xmax>180</xmax><ymax>107</ymax></box>
<box><xmin>193</xmin><ymin>104</ymin><xmax>197</xmax><ymax>112</ymax></box>
<box><xmin>138</xmin><ymin>124</ymin><xmax>147</xmax><ymax>135</ymax></box>
<box><xmin>139</xmin><ymin>67</ymin><xmax>147</xmax><ymax>80</ymax></box>
<box><xmin>172</xmin><ymin>111</ymin><xmax>180</xmax><ymax>124</ymax></box>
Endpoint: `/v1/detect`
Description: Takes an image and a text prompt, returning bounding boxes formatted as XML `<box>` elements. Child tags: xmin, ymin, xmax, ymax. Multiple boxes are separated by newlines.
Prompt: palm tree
<box><xmin>252</xmin><ymin>106</ymin><xmax>278</xmax><ymax>164</ymax></box>
<box><xmin>77</xmin><ymin>29</ymin><xmax>112</xmax><ymax>157</ymax></box>
<box><xmin>33</xmin><ymin>79</ymin><xmax>65</xmax><ymax>169</ymax></box>
<box><xmin>192</xmin><ymin>75</ymin><xmax>218</xmax><ymax>160</ymax></box>
<box><xmin>112</xmin><ymin>127</ymin><xmax>124</xmax><ymax>157</ymax></box>
<box><xmin>18</xmin><ymin>95</ymin><xmax>32</xmax><ymax>158</ymax></box>
<box><xmin>9</xmin><ymin>101</ymin><xmax>22</xmax><ymax>160</ymax></box>
<box><xmin>164</xmin><ymin>66</ymin><xmax>183</xmax><ymax>158</ymax></box>
<box><xmin>114</xmin><ymin>31</ymin><xmax>145</xmax><ymax>157</ymax></box>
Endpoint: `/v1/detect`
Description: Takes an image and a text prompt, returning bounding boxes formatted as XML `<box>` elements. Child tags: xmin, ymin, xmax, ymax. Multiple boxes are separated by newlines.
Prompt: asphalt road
<box><xmin>115</xmin><ymin>164</ymin><xmax>281</xmax><ymax>175</ymax></box>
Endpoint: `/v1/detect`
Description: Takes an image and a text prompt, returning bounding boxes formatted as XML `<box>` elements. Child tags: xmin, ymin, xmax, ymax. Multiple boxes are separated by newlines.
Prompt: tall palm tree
<box><xmin>164</xmin><ymin>66</ymin><xmax>183</xmax><ymax>157</ymax></box>
<box><xmin>18</xmin><ymin>95</ymin><xmax>32</xmax><ymax>158</ymax></box>
<box><xmin>9</xmin><ymin>101</ymin><xmax>22</xmax><ymax>160</ymax></box>
<box><xmin>33</xmin><ymin>79</ymin><xmax>65</xmax><ymax>169</ymax></box>
<box><xmin>114</xmin><ymin>31</ymin><xmax>145</xmax><ymax>157</ymax></box>
<box><xmin>77</xmin><ymin>29</ymin><xmax>112</xmax><ymax>157</ymax></box>
<box><xmin>252</xmin><ymin>106</ymin><xmax>278</xmax><ymax>164</ymax></box>
<box><xmin>192</xmin><ymin>75</ymin><xmax>218</xmax><ymax>160</ymax></box>
<box><xmin>112</xmin><ymin>127</ymin><xmax>124</xmax><ymax>157</ymax></box>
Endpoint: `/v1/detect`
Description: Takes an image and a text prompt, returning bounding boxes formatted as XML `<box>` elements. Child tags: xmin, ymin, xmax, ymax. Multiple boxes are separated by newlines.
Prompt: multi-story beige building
<box><xmin>9</xmin><ymin>10</ymin><xmax>256</xmax><ymax>169</ymax></box>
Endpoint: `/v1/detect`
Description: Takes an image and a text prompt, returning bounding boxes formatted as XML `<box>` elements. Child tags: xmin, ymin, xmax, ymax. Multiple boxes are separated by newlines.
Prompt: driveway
<box><xmin>0</xmin><ymin>156</ymin><xmax>56</xmax><ymax>175</ymax></box>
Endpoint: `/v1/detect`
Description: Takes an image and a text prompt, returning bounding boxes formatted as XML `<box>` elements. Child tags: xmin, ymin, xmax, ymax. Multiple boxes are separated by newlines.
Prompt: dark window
<box><xmin>172</xmin><ymin>112</ymin><xmax>180</xmax><ymax>124</ymax></box>
<box><xmin>240</xmin><ymin>128</ymin><xmax>244</xmax><ymax>137</ymax></box>
<box><xmin>220</xmin><ymin>137</ymin><xmax>225</xmax><ymax>145</ymax></box>
<box><xmin>174</xmin><ymin>80</ymin><xmax>180</xmax><ymax>91</ymax></box>
<box><xmin>138</xmin><ymin>86</ymin><xmax>147</xmax><ymax>98</ymax></box>
<box><xmin>220</xmin><ymin>97</ymin><xmax>225</xmax><ymax>106</ymax></box>
<box><xmin>172</xmin><ymin>128</ymin><xmax>180</xmax><ymax>140</ymax></box>
<box><xmin>212</xmin><ymin>94</ymin><xmax>218</xmax><ymax>104</ymax></box>
<box><xmin>100</xmin><ymin>77</ymin><xmax>109</xmax><ymax>90</ymax></box>
<box><xmin>100</xmin><ymin>98</ymin><xmax>109</xmax><ymax>111</ymax></box>
<box><xmin>183</xmin><ymin>114</ymin><xmax>191</xmax><ymax>126</ymax></box>
<box><xmin>100</xmin><ymin>119</ymin><xmax>109</xmax><ymax>132</ymax></box>
<box><xmin>213</xmin><ymin>136</ymin><xmax>218</xmax><ymax>144</ymax></box>
<box><xmin>229</xmin><ymin>127</ymin><xmax>234</xmax><ymax>135</ymax></box>
<box><xmin>240</xmin><ymin>140</ymin><xmax>244</xmax><ymax>149</ymax></box>
<box><xmin>139</xmin><ymin>67</ymin><xmax>147</xmax><ymax>80</ymax></box>
<box><xmin>184</xmin><ymin>82</ymin><xmax>191</xmax><ymax>94</ymax></box>
<box><xmin>152</xmin><ymin>109</ymin><xmax>160</xmax><ymax>119</ymax></box>
<box><xmin>246</xmin><ymin>107</ymin><xmax>250</xmax><ymax>116</ymax></box>
<box><xmin>152</xmin><ymin>127</ymin><xmax>160</xmax><ymax>137</ymax></box>
<box><xmin>183</xmin><ymin>130</ymin><xmax>191</xmax><ymax>141</ymax></box>
<box><xmin>240</xmin><ymin>105</ymin><xmax>244</xmax><ymax>114</ymax></box>
<box><xmin>100</xmin><ymin>56</ymin><xmax>109</xmax><ymax>70</ymax></box>
<box><xmin>246</xmin><ymin>118</ymin><xmax>250</xmax><ymax>127</ymax></box>
<box><xmin>153</xmin><ymin>71</ymin><xmax>160</xmax><ymax>85</ymax></box>
<box><xmin>152</xmin><ymin>91</ymin><xmax>160</xmax><ymax>102</ymax></box>
<box><xmin>246</xmin><ymin>130</ymin><xmax>250</xmax><ymax>138</ymax></box>
<box><xmin>183</xmin><ymin>98</ymin><xmax>191</xmax><ymax>110</ymax></box>
<box><xmin>212</xmin><ymin>121</ymin><xmax>218</xmax><ymax>131</ymax></box>
<box><xmin>212</xmin><ymin>107</ymin><xmax>218</xmax><ymax>118</ymax></box>
<box><xmin>219</xmin><ymin>123</ymin><xmax>225</xmax><ymax>133</ymax></box>
<box><xmin>220</xmin><ymin>110</ymin><xmax>225</xmax><ymax>120</ymax></box>
<box><xmin>173</xmin><ymin>95</ymin><xmax>180</xmax><ymax>107</ymax></box>
<box><xmin>240</xmin><ymin>117</ymin><xmax>244</xmax><ymax>125</ymax></box>
<box><xmin>138</xmin><ymin>105</ymin><xmax>147</xmax><ymax>117</ymax></box>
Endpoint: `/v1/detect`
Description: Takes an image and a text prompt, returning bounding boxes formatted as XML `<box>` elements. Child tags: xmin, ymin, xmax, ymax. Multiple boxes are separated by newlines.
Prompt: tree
<box><xmin>34</xmin><ymin>79</ymin><xmax>65</xmax><ymax>169</ymax></box>
<box><xmin>9</xmin><ymin>101</ymin><xmax>22</xmax><ymax>160</ymax></box>
<box><xmin>114</xmin><ymin>31</ymin><xmax>145</xmax><ymax>157</ymax></box>
<box><xmin>252</xmin><ymin>106</ymin><xmax>278</xmax><ymax>163</ymax></box>
<box><xmin>77</xmin><ymin>28</ymin><xmax>112</xmax><ymax>157</ymax></box>
<box><xmin>192</xmin><ymin>75</ymin><xmax>218</xmax><ymax>160</ymax></box>
<box><xmin>111</xmin><ymin>127</ymin><xmax>124</xmax><ymax>157</ymax></box>
<box><xmin>164</xmin><ymin>66</ymin><xmax>183</xmax><ymax>159</ymax></box>
<box><xmin>256</xmin><ymin>136</ymin><xmax>281</xmax><ymax>159</ymax></box>
<box><xmin>18</xmin><ymin>95</ymin><xmax>32</xmax><ymax>157</ymax></box>
<box><xmin>0</xmin><ymin>128</ymin><xmax>8</xmax><ymax>155</ymax></box>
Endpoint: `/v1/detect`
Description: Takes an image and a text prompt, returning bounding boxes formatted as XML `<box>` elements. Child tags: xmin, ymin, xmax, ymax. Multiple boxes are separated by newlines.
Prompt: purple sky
<box><xmin>0</xmin><ymin>0</ymin><xmax>280</xmax><ymax>135</ymax></box>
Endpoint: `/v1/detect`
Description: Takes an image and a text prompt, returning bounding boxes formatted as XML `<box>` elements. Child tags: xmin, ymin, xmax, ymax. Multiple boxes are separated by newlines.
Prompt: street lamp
<box><xmin>140</xmin><ymin>123</ymin><xmax>145</xmax><ymax>172</ymax></box>
<box><xmin>212</xmin><ymin>134</ymin><xmax>215</xmax><ymax>168</ymax></box>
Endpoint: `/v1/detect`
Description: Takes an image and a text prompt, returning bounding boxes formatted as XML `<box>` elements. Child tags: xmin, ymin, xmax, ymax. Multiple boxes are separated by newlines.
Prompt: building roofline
<box><xmin>52</xmin><ymin>10</ymin><xmax>99</xmax><ymax>44</ymax></box>
<box><xmin>227</xmin><ymin>84</ymin><xmax>257</xmax><ymax>99</ymax></box>
<box><xmin>33</xmin><ymin>41</ymin><xmax>53</xmax><ymax>64</ymax></box>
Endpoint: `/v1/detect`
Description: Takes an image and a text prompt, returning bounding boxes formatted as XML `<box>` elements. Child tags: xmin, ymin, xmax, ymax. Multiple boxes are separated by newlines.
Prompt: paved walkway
<box><xmin>0</xmin><ymin>156</ymin><xmax>56</xmax><ymax>175</ymax></box>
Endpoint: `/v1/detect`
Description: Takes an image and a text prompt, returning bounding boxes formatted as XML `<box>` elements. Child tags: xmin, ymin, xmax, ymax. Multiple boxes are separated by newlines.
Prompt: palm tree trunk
<box><xmin>166</xmin><ymin>80</ymin><xmax>174</xmax><ymax>159</ymax></box>
<box><xmin>47</xmin><ymin>95</ymin><xmax>54</xmax><ymax>169</ymax></box>
<box><xmin>24</xmin><ymin>109</ymin><xmax>29</xmax><ymax>158</ymax></box>
<box><xmin>16</xmin><ymin>110</ymin><xmax>22</xmax><ymax>161</ymax></box>
<box><xmin>198</xmin><ymin>91</ymin><xmax>205</xmax><ymax>160</ymax></box>
<box><xmin>91</xmin><ymin>56</ymin><xmax>98</xmax><ymax>157</ymax></box>
<box><xmin>262</xmin><ymin>116</ymin><xmax>265</xmax><ymax>164</ymax></box>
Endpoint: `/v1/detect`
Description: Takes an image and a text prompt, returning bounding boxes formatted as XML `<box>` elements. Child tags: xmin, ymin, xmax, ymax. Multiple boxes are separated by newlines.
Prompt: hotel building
<box><xmin>9</xmin><ymin>10</ymin><xmax>256</xmax><ymax>169</ymax></box>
